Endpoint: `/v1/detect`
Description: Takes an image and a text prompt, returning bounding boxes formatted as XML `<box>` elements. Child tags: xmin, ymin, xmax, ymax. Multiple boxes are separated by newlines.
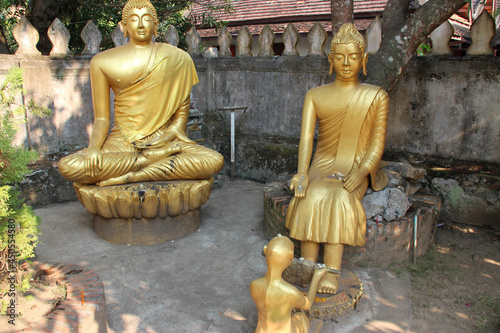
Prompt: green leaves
<box><xmin>0</xmin><ymin>1</ymin><xmax>233</xmax><ymax>53</ymax></box>
<box><xmin>0</xmin><ymin>66</ymin><xmax>47</xmax><ymax>277</ymax></box>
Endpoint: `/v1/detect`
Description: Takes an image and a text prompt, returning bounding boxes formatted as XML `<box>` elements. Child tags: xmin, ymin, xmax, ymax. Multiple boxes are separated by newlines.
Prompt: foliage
<box><xmin>0</xmin><ymin>0</ymin><xmax>233</xmax><ymax>53</ymax></box>
<box><xmin>0</xmin><ymin>1</ymin><xmax>27</xmax><ymax>53</ymax></box>
<box><xmin>416</xmin><ymin>43</ymin><xmax>432</xmax><ymax>56</ymax></box>
<box><xmin>0</xmin><ymin>67</ymin><xmax>51</xmax><ymax>280</ymax></box>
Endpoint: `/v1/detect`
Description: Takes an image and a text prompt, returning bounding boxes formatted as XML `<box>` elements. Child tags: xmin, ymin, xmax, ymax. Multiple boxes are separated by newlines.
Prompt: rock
<box><xmin>362</xmin><ymin>189</ymin><xmax>387</xmax><ymax>219</ymax></box>
<box><xmin>431</xmin><ymin>178</ymin><xmax>460</xmax><ymax>197</ymax></box>
<box><xmin>430</xmin><ymin>177</ymin><xmax>500</xmax><ymax>229</ymax></box>
<box><xmin>282</xmin><ymin>258</ymin><xmax>315</xmax><ymax>286</ymax></box>
<box><xmin>383</xmin><ymin>188</ymin><xmax>412</xmax><ymax>221</ymax></box>
<box><xmin>386</xmin><ymin>170</ymin><xmax>411</xmax><ymax>195</ymax></box>
<box><xmin>383</xmin><ymin>162</ymin><xmax>426</xmax><ymax>182</ymax></box>
<box><xmin>362</xmin><ymin>187</ymin><xmax>411</xmax><ymax>221</ymax></box>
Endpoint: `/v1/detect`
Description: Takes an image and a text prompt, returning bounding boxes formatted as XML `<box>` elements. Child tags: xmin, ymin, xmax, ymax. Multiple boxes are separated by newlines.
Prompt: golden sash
<box><xmin>331</xmin><ymin>84</ymin><xmax>381</xmax><ymax>176</ymax></box>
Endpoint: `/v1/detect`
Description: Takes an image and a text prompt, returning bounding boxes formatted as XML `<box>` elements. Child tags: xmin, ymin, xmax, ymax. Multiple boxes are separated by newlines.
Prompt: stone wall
<box><xmin>192</xmin><ymin>56</ymin><xmax>500</xmax><ymax>181</ymax></box>
<box><xmin>387</xmin><ymin>56</ymin><xmax>500</xmax><ymax>163</ymax></box>
<box><xmin>0</xmin><ymin>54</ymin><xmax>498</xmax><ymax>209</ymax></box>
<box><xmin>2</xmin><ymin>54</ymin><xmax>498</xmax><ymax>165</ymax></box>
<box><xmin>0</xmin><ymin>55</ymin><xmax>93</xmax><ymax>152</ymax></box>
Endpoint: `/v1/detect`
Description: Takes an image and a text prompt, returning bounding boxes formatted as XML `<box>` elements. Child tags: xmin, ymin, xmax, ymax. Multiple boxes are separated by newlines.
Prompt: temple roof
<box><xmin>189</xmin><ymin>0</ymin><xmax>497</xmax><ymax>44</ymax></box>
<box><xmin>189</xmin><ymin>0</ymin><xmax>387</xmax><ymax>27</ymax></box>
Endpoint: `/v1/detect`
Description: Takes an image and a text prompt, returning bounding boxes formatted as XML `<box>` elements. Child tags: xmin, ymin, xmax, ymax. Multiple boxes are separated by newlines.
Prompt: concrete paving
<box><xmin>35</xmin><ymin>179</ymin><xmax>411</xmax><ymax>333</ymax></box>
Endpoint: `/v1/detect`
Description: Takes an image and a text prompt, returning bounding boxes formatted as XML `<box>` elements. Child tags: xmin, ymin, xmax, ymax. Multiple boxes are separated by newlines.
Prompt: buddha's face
<box><xmin>125</xmin><ymin>7</ymin><xmax>156</xmax><ymax>43</ymax></box>
<box><xmin>331</xmin><ymin>43</ymin><xmax>366</xmax><ymax>81</ymax></box>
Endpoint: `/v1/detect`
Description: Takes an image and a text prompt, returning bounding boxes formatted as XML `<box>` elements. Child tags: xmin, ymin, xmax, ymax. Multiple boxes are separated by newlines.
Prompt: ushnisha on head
<box><xmin>328</xmin><ymin>23</ymin><xmax>368</xmax><ymax>76</ymax></box>
<box><xmin>121</xmin><ymin>0</ymin><xmax>159</xmax><ymax>38</ymax></box>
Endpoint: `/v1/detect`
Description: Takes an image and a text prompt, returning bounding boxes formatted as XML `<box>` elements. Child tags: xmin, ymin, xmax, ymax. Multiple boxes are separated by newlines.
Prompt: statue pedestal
<box><xmin>283</xmin><ymin>259</ymin><xmax>364</xmax><ymax>320</ymax></box>
<box><xmin>73</xmin><ymin>178</ymin><xmax>214</xmax><ymax>245</ymax></box>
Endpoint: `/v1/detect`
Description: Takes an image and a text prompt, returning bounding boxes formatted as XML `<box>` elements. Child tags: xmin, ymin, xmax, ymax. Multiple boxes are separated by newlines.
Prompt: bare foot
<box><xmin>142</xmin><ymin>143</ymin><xmax>181</xmax><ymax>161</ymax></box>
<box><xmin>317</xmin><ymin>272</ymin><xmax>340</xmax><ymax>294</ymax></box>
<box><xmin>98</xmin><ymin>173</ymin><xmax>135</xmax><ymax>187</ymax></box>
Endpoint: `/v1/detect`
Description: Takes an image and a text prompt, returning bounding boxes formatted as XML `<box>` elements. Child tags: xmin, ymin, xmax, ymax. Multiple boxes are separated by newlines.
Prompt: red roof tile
<box><xmin>189</xmin><ymin>0</ymin><xmax>387</xmax><ymax>26</ymax></box>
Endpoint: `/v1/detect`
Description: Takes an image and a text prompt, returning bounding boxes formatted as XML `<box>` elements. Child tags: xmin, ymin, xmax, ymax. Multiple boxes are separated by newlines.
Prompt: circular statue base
<box><xmin>308</xmin><ymin>270</ymin><xmax>363</xmax><ymax>320</ymax></box>
<box><xmin>283</xmin><ymin>259</ymin><xmax>363</xmax><ymax>321</ymax></box>
<box><xmin>94</xmin><ymin>210</ymin><xmax>200</xmax><ymax>245</ymax></box>
<box><xmin>73</xmin><ymin>178</ymin><xmax>214</xmax><ymax>245</ymax></box>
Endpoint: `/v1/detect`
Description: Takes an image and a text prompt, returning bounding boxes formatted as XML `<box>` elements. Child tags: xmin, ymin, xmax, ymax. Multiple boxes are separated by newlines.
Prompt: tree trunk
<box><xmin>331</xmin><ymin>0</ymin><xmax>354</xmax><ymax>34</ymax></box>
<box><xmin>364</xmin><ymin>0</ymin><xmax>466</xmax><ymax>92</ymax></box>
<box><xmin>0</xmin><ymin>27</ymin><xmax>10</xmax><ymax>54</ymax></box>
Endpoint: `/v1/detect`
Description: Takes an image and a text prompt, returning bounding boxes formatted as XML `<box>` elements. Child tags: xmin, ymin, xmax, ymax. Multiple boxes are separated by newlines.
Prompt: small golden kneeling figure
<box><xmin>250</xmin><ymin>236</ymin><xmax>327</xmax><ymax>333</ymax></box>
<box><xmin>58</xmin><ymin>0</ymin><xmax>223</xmax><ymax>187</ymax></box>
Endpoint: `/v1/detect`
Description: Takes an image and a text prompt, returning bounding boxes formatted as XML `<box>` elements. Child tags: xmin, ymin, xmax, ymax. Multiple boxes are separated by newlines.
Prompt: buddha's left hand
<box><xmin>343</xmin><ymin>167</ymin><xmax>369</xmax><ymax>192</ymax></box>
<box><xmin>134</xmin><ymin>129</ymin><xmax>193</xmax><ymax>149</ymax></box>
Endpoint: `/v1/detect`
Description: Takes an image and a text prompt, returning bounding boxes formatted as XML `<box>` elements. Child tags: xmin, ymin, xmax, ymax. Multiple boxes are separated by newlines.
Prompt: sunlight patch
<box><xmin>455</xmin><ymin>312</ymin><xmax>471</xmax><ymax>320</ymax></box>
<box><xmin>483</xmin><ymin>258</ymin><xmax>500</xmax><ymax>267</ymax></box>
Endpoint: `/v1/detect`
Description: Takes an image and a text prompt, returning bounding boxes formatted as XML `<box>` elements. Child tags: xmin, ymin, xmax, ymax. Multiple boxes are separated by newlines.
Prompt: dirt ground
<box><xmin>0</xmin><ymin>271</ymin><xmax>65</xmax><ymax>332</ymax></box>
<box><xmin>402</xmin><ymin>223</ymin><xmax>500</xmax><ymax>333</ymax></box>
<box><xmin>1</xmin><ymin>223</ymin><xmax>498</xmax><ymax>332</ymax></box>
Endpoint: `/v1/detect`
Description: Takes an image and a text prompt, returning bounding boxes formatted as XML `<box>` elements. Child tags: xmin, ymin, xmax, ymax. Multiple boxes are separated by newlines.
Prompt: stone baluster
<box><xmin>186</xmin><ymin>26</ymin><xmax>202</xmax><ymax>57</ymax></box>
<box><xmin>282</xmin><ymin>23</ymin><xmax>299</xmax><ymax>56</ymax></box>
<box><xmin>112</xmin><ymin>23</ymin><xmax>128</xmax><ymax>47</ymax></box>
<box><xmin>366</xmin><ymin>16</ymin><xmax>382</xmax><ymax>54</ymax></box>
<box><xmin>307</xmin><ymin>22</ymin><xmax>326</xmax><ymax>56</ymax></box>
<box><xmin>237</xmin><ymin>26</ymin><xmax>252</xmax><ymax>57</ymax></box>
<box><xmin>13</xmin><ymin>16</ymin><xmax>41</xmax><ymax>56</ymax></box>
<box><xmin>218</xmin><ymin>27</ymin><xmax>232</xmax><ymax>57</ymax></box>
<box><xmin>80</xmin><ymin>20</ymin><xmax>102</xmax><ymax>56</ymax></box>
<box><xmin>165</xmin><ymin>26</ymin><xmax>179</xmax><ymax>47</ymax></box>
<box><xmin>430</xmin><ymin>20</ymin><xmax>453</xmax><ymax>56</ymax></box>
<box><xmin>258</xmin><ymin>25</ymin><xmax>275</xmax><ymax>57</ymax></box>
<box><xmin>467</xmin><ymin>10</ymin><xmax>496</xmax><ymax>55</ymax></box>
<box><xmin>48</xmin><ymin>18</ymin><xmax>73</xmax><ymax>57</ymax></box>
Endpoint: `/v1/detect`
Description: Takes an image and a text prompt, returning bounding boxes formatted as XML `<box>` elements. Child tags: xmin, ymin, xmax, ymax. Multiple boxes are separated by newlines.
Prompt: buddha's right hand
<box><xmin>290</xmin><ymin>173</ymin><xmax>309</xmax><ymax>198</ymax></box>
<box><xmin>84</xmin><ymin>146</ymin><xmax>102</xmax><ymax>178</ymax></box>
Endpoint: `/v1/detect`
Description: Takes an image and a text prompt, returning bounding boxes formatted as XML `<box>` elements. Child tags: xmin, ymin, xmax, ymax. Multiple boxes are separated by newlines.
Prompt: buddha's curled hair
<box><xmin>330</xmin><ymin>23</ymin><xmax>365</xmax><ymax>55</ymax></box>
<box><xmin>121</xmin><ymin>0</ymin><xmax>159</xmax><ymax>25</ymax></box>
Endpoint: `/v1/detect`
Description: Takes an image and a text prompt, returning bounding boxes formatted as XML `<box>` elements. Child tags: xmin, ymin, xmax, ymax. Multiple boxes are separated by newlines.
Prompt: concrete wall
<box><xmin>1</xmin><ymin>54</ymin><xmax>498</xmax><ymax>169</ymax></box>
<box><xmin>0</xmin><ymin>55</ymin><xmax>93</xmax><ymax>152</ymax></box>
<box><xmin>387</xmin><ymin>56</ymin><xmax>500</xmax><ymax>163</ymax></box>
<box><xmin>193</xmin><ymin>56</ymin><xmax>499</xmax><ymax>161</ymax></box>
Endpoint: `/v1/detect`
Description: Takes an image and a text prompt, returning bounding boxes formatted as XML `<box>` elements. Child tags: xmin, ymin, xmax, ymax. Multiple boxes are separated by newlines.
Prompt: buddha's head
<box><xmin>121</xmin><ymin>0</ymin><xmax>159</xmax><ymax>39</ymax></box>
<box><xmin>328</xmin><ymin>23</ymin><xmax>368</xmax><ymax>77</ymax></box>
<box><xmin>264</xmin><ymin>235</ymin><xmax>294</xmax><ymax>272</ymax></box>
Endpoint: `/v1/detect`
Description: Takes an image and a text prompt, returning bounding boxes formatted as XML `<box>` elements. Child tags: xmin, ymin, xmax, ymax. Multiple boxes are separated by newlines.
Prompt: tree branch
<box><xmin>381</xmin><ymin>0</ymin><xmax>413</xmax><ymax>38</ymax></box>
<box><xmin>365</xmin><ymin>0</ymin><xmax>466</xmax><ymax>92</ymax></box>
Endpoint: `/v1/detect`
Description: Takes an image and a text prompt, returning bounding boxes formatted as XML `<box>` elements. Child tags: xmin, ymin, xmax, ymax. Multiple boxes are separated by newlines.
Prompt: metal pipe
<box><xmin>230</xmin><ymin>110</ymin><xmax>235</xmax><ymax>180</ymax></box>
<box><xmin>413</xmin><ymin>208</ymin><xmax>421</xmax><ymax>263</ymax></box>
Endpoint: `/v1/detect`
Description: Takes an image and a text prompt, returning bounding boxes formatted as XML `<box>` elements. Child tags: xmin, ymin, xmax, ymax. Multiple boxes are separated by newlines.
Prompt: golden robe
<box><xmin>59</xmin><ymin>43</ymin><xmax>223</xmax><ymax>184</ymax></box>
<box><xmin>285</xmin><ymin>84</ymin><xmax>389</xmax><ymax>246</ymax></box>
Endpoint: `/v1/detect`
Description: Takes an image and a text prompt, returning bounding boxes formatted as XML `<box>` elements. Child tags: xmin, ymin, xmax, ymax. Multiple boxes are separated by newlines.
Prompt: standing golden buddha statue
<box><xmin>58</xmin><ymin>0</ymin><xmax>223</xmax><ymax>244</ymax></box>
<box><xmin>285</xmin><ymin>23</ymin><xmax>389</xmax><ymax>294</ymax></box>
<box><xmin>58</xmin><ymin>0</ymin><xmax>223</xmax><ymax>186</ymax></box>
